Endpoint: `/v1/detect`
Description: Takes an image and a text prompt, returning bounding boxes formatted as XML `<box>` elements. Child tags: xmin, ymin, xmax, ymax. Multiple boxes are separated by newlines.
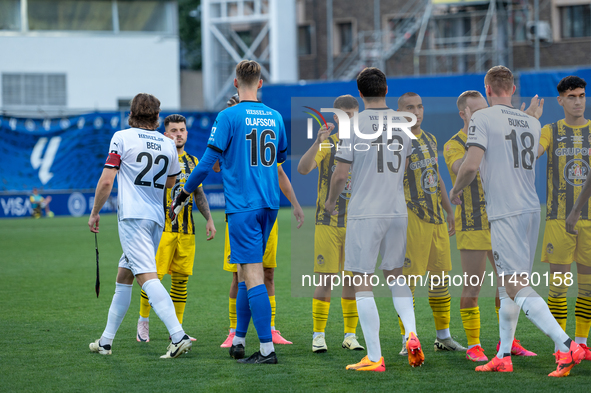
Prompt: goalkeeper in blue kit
<box><xmin>170</xmin><ymin>60</ymin><xmax>288</xmax><ymax>364</ymax></box>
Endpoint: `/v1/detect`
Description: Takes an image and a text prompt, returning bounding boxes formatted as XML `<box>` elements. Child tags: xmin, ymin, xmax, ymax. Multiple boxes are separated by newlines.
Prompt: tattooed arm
<box><xmin>193</xmin><ymin>187</ymin><xmax>216</xmax><ymax>240</ymax></box>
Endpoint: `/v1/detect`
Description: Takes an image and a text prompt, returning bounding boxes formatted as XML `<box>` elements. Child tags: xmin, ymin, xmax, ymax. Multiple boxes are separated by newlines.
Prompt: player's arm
<box><xmin>166</xmin><ymin>175</ymin><xmax>177</xmax><ymax>189</ymax></box>
<box><xmin>278</xmin><ymin>165</ymin><xmax>304</xmax><ymax>229</ymax></box>
<box><xmin>325</xmin><ymin>160</ymin><xmax>350</xmax><ymax>215</ymax></box>
<box><xmin>566</xmin><ymin>176</ymin><xmax>591</xmax><ymax>234</ymax></box>
<box><xmin>297</xmin><ymin>123</ymin><xmax>334</xmax><ymax>175</ymax></box>
<box><xmin>89</xmin><ymin>167</ymin><xmax>117</xmax><ymax>233</ymax></box>
<box><xmin>521</xmin><ymin>94</ymin><xmax>544</xmax><ymax>120</ymax></box>
<box><xmin>537</xmin><ymin>124</ymin><xmax>551</xmax><ymax>158</ymax></box>
<box><xmin>437</xmin><ymin>166</ymin><xmax>455</xmax><ymax>236</ymax></box>
<box><xmin>450</xmin><ymin>157</ymin><xmax>465</xmax><ymax>175</ymax></box>
<box><xmin>193</xmin><ymin>187</ymin><xmax>216</xmax><ymax>240</ymax></box>
<box><xmin>449</xmin><ymin>146</ymin><xmax>484</xmax><ymax>204</ymax></box>
<box><xmin>174</xmin><ymin>147</ymin><xmax>221</xmax><ymax>212</ymax></box>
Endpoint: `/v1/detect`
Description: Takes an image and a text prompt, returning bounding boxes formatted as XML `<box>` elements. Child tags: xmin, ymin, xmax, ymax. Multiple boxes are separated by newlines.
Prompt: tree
<box><xmin>179</xmin><ymin>0</ymin><xmax>201</xmax><ymax>70</ymax></box>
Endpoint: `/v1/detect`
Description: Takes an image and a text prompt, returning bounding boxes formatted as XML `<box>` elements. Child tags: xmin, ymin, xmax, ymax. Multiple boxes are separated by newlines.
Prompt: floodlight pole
<box><xmin>534</xmin><ymin>0</ymin><xmax>540</xmax><ymax>70</ymax></box>
<box><xmin>327</xmin><ymin>0</ymin><xmax>333</xmax><ymax>80</ymax></box>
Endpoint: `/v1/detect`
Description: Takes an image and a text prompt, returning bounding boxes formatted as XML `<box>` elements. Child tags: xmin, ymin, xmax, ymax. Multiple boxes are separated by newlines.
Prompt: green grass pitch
<box><xmin>1</xmin><ymin>207</ymin><xmax>589</xmax><ymax>392</ymax></box>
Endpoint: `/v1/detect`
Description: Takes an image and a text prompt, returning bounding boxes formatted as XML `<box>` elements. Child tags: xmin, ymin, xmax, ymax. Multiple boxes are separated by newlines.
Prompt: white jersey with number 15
<box><xmin>466</xmin><ymin>105</ymin><xmax>541</xmax><ymax>221</ymax></box>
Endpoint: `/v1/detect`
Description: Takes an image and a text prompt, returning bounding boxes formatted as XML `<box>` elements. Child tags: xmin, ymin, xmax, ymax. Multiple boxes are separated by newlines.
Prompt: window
<box><xmin>118</xmin><ymin>0</ymin><xmax>169</xmax><ymax>32</ymax></box>
<box><xmin>28</xmin><ymin>0</ymin><xmax>113</xmax><ymax>31</ymax></box>
<box><xmin>2</xmin><ymin>73</ymin><xmax>67</xmax><ymax>107</ymax></box>
<box><xmin>0</xmin><ymin>0</ymin><xmax>21</xmax><ymax>31</ymax></box>
<box><xmin>336</xmin><ymin>21</ymin><xmax>353</xmax><ymax>53</ymax></box>
<box><xmin>561</xmin><ymin>5</ymin><xmax>591</xmax><ymax>39</ymax></box>
<box><xmin>298</xmin><ymin>24</ymin><xmax>312</xmax><ymax>56</ymax></box>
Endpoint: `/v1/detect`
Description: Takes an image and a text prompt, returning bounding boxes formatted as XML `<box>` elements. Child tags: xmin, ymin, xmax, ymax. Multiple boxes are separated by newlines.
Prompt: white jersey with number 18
<box><xmin>105</xmin><ymin>128</ymin><xmax>181</xmax><ymax>227</ymax></box>
<box><xmin>466</xmin><ymin>104</ymin><xmax>541</xmax><ymax>221</ymax></box>
<box><xmin>334</xmin><ymin>109</ymin><xmax>413</xmax><ymax>219</ymax></box>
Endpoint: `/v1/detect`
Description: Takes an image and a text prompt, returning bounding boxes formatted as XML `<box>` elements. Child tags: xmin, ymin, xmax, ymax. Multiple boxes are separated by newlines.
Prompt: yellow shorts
<box><xmin>456</xmin><ymin>229</ymin><xmax>492</xmax><ymax>251</ymax></box>
<box><xmin>314</xmin><ymin>224</ymin><xmax>347</xmax><ymax>274</ymax></box>
<box><xmin>223</xmin><ymin>219</ymin><xmax>278</xmax><ymax>272</ymax></box>
<box><xmin>541</xmin><ymin>219</ymin><xmax>591</xmax><ymax>266</ymax></box>
<box><xmin>155</xmin><ymin>231</ymin><xmax>195</xmax><ymax>276</ymax></box>
<box><xmin>403</xmin><ymin>211</ymin><xmax>452</xmax><ymax>276</ymax></box>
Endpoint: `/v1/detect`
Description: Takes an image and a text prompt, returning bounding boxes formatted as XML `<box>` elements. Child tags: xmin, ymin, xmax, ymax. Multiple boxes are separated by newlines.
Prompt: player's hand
<box><xmin>169</xmin><ymin>188</ymin><xmax>190</xmax><ymax>224</ymax></box>
<box><xmin>521</xmin><ymin>95</ymin><xmax>545</xmax><ymax>120</ymax></box>
<box><xmin>293</xmin><ymin>205</ymin><xmax>305</xmax><ymax>229</ymax></box>
<box><xmin>449</xmin><ymin>188</ymin><xmax>463</xmax><ymax>205</ymax></box>
<box><xmin>316</xmin><ymin>123</ymin><xmax>335</xmax><ymax>144</ymax></box>
<box><xmin>324</xmin><ymin>199</ymin><xmax>337</xmax><ymax>216</ymax></box>
<box><xmin>88</xmin><ymin>213</ymin><xmax>100</xmax><ymax>233</ymax></box>
<box><xmin>446</xmin><ymin>213</ymin><xmax>456</xmax><ymax>236</ymax></box>
<box><xmin>205</xmin><ymin>218</ymin><xmax>216</xmax><ymax>240</ymax></box>
<box><xmin>464</xmin><ymin>105</ymin><xmax>473</xmax><ymax>122</ymax></box>
<box><xmin>565</xmin><ymin>210</ymin><xmax>580</xmax><ymax>235</ymax></box>
<box><xmin>213</xmin><ymin>160</ymin><xmax>221</xmax><ymax>173</ymax></box>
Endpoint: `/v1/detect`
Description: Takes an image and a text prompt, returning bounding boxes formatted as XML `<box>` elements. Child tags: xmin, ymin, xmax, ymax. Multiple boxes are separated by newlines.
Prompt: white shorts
<box><xmin>490</xmin><ymin>211</ymin><xmax>540</xmax><ymax>277</ymax></box>
<box><xmin>344</xmin><ymin>217</ymin><xmax>407</xmax><ymax>274</ymax></box>
<box><xmin>117</xmin><ymin>218</ymin><xmax>163</xmax><ymax>276</ymax></box>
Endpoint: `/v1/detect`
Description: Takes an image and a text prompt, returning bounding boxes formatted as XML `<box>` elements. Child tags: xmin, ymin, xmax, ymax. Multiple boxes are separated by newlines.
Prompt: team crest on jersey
<box><xmin>404</xmin><ymin>258</ymin><xmax>411</xmax><ymax>268</ymax></box>
<box><xmin>317</xmin><ymin>255</ymin><xmax>325</xmax><ymax>265</ymax></box>
<box><xmin>547</xmin><ymin>243</ymin><xmax>554</xmax><ymax>254</ymax></box>
<box><xmin>420</xmin><ymin>168</ymin><xmax>438</xmax><ymax>194</ymax></box>
<box><xmin>564</xmin><ymin>159</ymin><xmax>589</xmax><ymax>186</ymax></box>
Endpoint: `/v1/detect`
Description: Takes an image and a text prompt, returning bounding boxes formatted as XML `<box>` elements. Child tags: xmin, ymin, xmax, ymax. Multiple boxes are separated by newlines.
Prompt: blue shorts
<box><xmin>227</xmin><ymin>208</ymin><xmax>278</xmax><ymax>264</ymax></box>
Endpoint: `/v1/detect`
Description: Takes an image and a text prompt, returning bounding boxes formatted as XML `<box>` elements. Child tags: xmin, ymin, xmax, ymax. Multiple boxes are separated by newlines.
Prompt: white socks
<box><xmin>390</xmin><ymin>281</ymin><xmax>416</xmax><ymax>339</ymax></box>
<box><xmin>356</xmin><ymin>291</ymin><xmax>381</xmax><ymax>362</ymax></box>
<box><xmin>260</xmin><ymin>342</ymin><xmax>274</xmax><ymax>356</ymax></box>
<box><xmin>142</xmin><ymin>279</ymin><xmax>185</xmax><ymax>343</ymax></box>
<box><xmin>514</xmin><ymin>286</ymin><xmax>570</xmax><ymax>353</ymax></box>
<box><xmin>100</xmin><ymin>282</ymin><xmax>133</xmax><ymax>346</ymax></box>
<box><xmin>232</xmin><ymin>335</ymin><xmax>246</xmax><ymax>346</ymax></box>
<box><xmin>575</xmin><ymin>337</ymin><xmax>587</xmax><ymax>345</ymax></box>
<box><xmin>436</xmin><ymin>328</ymin><xmax>451</xmax><ymax>340</ymax></box>
<box><xmin>497</xmin><ymin>286</ymin><xmax>520</xmax><ymax>359</ymax></box>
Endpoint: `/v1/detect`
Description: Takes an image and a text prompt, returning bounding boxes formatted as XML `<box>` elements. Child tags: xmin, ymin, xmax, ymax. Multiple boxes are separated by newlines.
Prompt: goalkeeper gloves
<box><xmin>169</xmin><ymin>188</ymin><xmax>190</xmax><ymax>224</ymax></box>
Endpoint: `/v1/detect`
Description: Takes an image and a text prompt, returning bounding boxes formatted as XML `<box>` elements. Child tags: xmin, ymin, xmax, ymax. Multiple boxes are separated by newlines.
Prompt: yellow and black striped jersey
<box><xmin>443</xmin><ymin>130</ymin><xmax>489</xmax><ymax>231</ymax></box>
<box><xmin>541</xmin><ymin>119</ymin><xmax>591</xmax><ymax>220</ymax></box>
<box><xmin>404</xmin><ymin>130</ymin><xmax>444</xmax><ymax>224</ymax></box>
<box><xmin>314</xmin><ymin>134</ymin><xmax>350</xmax><ymax>227</ymax></box>
<box><xmin>163</xmin><ymin>151</ymin><xmax>202</xmax><ymax>234</ymax></box>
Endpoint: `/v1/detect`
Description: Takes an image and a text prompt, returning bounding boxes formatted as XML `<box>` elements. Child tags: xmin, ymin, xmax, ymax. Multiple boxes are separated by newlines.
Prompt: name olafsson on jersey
<box><xmin>245</xmin><ymin>117</ymin><xmax>277</xmax><ymax>127</ymax></box>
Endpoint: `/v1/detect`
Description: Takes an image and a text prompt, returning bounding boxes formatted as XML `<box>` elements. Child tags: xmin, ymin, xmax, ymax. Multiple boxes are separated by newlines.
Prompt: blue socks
<box><xmin>235</xmin><ymin>282</ymin><xmax>251</xmax><ymax>338</ymax></box>
<box><xmin>235</xmin><ymin>282</ymin><xmax>273</xmax><ymax>345</ymax></box>
<box><xmin>248</xmin><ymin>284</ymin><xmax>273</xmax><ymax>343</ymax></box>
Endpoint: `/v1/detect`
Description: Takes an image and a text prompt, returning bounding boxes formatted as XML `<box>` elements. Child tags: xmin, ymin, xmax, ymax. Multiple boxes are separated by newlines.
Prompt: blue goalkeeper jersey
<box><xmin>207</xmin><ymin>100</ymin><xmax>288</xmax><ymax>213</ymax></box>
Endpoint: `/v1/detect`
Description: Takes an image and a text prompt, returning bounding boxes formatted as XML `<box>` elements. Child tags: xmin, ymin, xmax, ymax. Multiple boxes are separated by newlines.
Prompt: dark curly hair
<box><xmin>557</xmin><ymin>76</ymin><xmax>587</xmax><ymax>95</ymax></box>
<box><xmin>128</xmin><ymin>93</ymin><xmax>160</xmax><ymax>130</ymax></box>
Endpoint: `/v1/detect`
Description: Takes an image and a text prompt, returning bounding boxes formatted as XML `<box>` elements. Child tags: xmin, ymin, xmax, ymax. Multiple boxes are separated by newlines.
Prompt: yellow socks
<box><xmin>229</xmin><ymin>297</ymin><xmax>237</xmax><ymax>330</ymax></box>
<box><xmin>428</xmin><ymin>274</ymin><xmax>451</xmax><ymax>331</ymax></box>
<box><xmin>548</xmin><ymin>273</ymin><xmax>568</xmax><ymax>331</ymax></box>
<box><xmin>269</xmin><ymin>295</ymin><xmax>276</xmax><ymax>328</ymax></box>
<box><xmin>460</xmin><ymin>307</ymin><xmax>481</xmax><ymax>346</ymax></box>
<box><xmin>341</xmin><ymin>298</ymin><xmax>358</xmax><ymax>334</ymax></box>
<box><xmin>139</xmin><ymin>289</ymin><xmax>151</xmax><ymax>318</ymax></box>
<box><xmin>576</xmin><ymin>273</ymin><xmax>591</xmax><ymax>340</ymax></box>
<box><xmin>313</xmin><ymin>298</ymin><xmax>330</xmax><ymax>333</ymax></box>
<box><xmin>170</xmin><ymin>272</ymin><xmax>188</xmax><ymax>325</ymax></box>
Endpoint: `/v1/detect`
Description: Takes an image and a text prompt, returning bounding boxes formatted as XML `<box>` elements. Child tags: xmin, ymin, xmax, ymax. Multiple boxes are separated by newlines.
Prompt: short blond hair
<box><xmin>236</xmin><ymin>60</ymin><xmax>261</xmax><ymax>87</ymax></box>
<box><xmin>456</xmin><ymin>90</ymin><xmax>483</xmax><ymax>111</ymax></box>
<box><xmin>485</xmin><ymin>66</ymin><xmax>514</xmax><ymax>96</ymax></box>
